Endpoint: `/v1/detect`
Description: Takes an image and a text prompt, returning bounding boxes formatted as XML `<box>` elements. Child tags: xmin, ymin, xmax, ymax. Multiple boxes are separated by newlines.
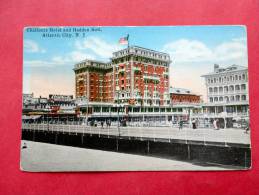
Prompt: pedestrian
<box><xmin>195</xmin><ymin>119</ymin><xmax>199</xmax><ymax>129</ymax></box>
<box><xmin>106</xmin><ymin>119</ymin><xmax>109</xmax><ymax>128</ymax></box>
<box><xmin>192</xmin><ymin>119</ymin><xmax>196</xmax><ymax>129</ymax></box>
<box><xmin>213</xmin><ymin>119</ymin><xmax>219</xmax><ymax>130</ymax></box>
<box><xmin>179</xmin><ymin>120</ymin><xmax>183</xmax><ymax>130</ymax></box>
<box><xmin>22</xmin><ymin>142</ymin><xmax>27</xmax><ymax>149</ymax></box>
<box><xmin>101</xmin><ymin>121</ymin><xmax>104</xmax><ymax>129</ymax></box>
<box><xmin>245</xmin><ymin>122</ymin><xmax>250</xmax><ymax>134</ymax></box>
<box><xmin>216</xmin><ymin>119</ymin><xmax>220</xmax><ymax>130</ymax></box>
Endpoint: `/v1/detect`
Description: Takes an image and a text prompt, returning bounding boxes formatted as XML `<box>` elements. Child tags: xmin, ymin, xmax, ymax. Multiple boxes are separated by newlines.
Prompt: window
<box><xmin>241</xmin><ymin>84</ymin><xmax>246</xmax><ymax>90</ymax></box>
<box><xmin>241</xmin><ymin>95</ymin><xmax>246</xmax><ymax>101</ymax></box>
<box><xmin>236</xmin><ymin>95</ymin><xmax>240</xmax><ymax>101</ymax></box>
<box><xmin>224</xmin><ymin>86</ymin><xmax>228</xmax><ymax>92</ymax></box>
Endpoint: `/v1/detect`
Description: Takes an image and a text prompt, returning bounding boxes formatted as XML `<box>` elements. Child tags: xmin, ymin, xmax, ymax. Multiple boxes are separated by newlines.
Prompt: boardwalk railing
<box><xmin>21</xmin><ymin>122</ymin><xmax>250</xmax><ymax>145</ymax></box>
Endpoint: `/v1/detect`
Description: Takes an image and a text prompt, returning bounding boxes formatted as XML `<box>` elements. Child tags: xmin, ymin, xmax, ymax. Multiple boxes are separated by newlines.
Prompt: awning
<box><xmin>22</xmin><ymin>115</ymin><xmax>42</xmax><ymax>120</ymax></box>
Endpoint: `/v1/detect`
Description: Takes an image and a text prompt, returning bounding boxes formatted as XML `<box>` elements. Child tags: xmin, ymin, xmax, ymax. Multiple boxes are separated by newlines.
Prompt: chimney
<box><xmin>214</xmin><ymin>64</ymin><xmax>219</xmax><ymax>73</ymax></box>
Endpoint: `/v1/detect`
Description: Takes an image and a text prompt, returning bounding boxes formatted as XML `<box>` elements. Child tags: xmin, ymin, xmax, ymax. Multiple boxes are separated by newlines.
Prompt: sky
<box><xmin>23</xmin><ymin>26</ymin><xmax>248</xmax><ymax>101</ymax></box>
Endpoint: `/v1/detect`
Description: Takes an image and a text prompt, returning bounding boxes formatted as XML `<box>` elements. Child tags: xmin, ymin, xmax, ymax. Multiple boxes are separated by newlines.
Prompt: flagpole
<box><xmin>127</xmin><ymin>34</ymin><xmax>130</xmax><ymax>49</ymax></box>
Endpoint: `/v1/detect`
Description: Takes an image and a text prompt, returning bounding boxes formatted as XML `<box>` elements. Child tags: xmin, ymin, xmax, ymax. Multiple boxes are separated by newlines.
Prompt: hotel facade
<box><xmin>73</xmin><ymin>46</ymin><xmax>199</xmax><ymax>124</ymax></box>
<box><xmin>192</xmin><ymin>64</ymin><xmax>249</xmax><ymax>128</ymax></box>
<box><xmin>23</xmin><ymin>46</ymin><xmax>248</xmax><ymax>128</ymax></box>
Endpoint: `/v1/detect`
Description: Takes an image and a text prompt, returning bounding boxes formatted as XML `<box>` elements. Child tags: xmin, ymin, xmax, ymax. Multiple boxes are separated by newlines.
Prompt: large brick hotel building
<box><xmin>74</xmin><ymin>46</ymin><xmax>171</xmax><ymax>106</ymax></box>
<box><xmin>74</xmin><ymin>45</ymin><xmax>200</xmax><ymax>123</ymax></box>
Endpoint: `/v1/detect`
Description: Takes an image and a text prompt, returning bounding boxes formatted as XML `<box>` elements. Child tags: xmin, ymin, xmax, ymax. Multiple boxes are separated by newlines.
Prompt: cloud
<box><xmin>163</xmin><ymin>38</ymin><xmax>247</xmax><ymax>65</ymax></box>
<box><xmin>24</xmin><ymin>36</ymin><xmax>119</xmax><ymax>68</ymax></box>
<box><xmin>24</xmin><ymin>60</ymin><xmax>61</xmax><ymax>67</ymax></box>
<box><xmin>75</xmin><ymin>36</ymin><xmax>123</xmax><ymax>59</ymax></box>
<box><xmin>24</xmin><ymin>39</ymin><xmax>46</xmax><ymax>53</ymax></box>
<box><xmin>24</xmin><ymin>51</ymin><xmax>96</xmax><ymax>68</ymax></box>
<box><xmin>69</xmin><ymin>51</ymin><xmax>95</xmax><ymax>62</ymax></box>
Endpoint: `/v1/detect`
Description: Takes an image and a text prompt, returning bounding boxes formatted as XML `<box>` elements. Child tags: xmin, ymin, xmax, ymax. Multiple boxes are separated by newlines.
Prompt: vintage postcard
<box><xmin>21</xmin><ymin>26</ymin><xmax>250</xmax><ymax>172</ymax></box>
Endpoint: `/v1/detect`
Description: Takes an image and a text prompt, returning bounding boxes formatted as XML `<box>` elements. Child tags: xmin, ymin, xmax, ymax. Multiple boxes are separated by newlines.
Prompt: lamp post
<box><xmin>116</xmin><ymin>86</ymin><xmax>121</xmax><ymax>136</ymax></box>
<box><xmin>85</xmin><ymin>96</ymin><xmax>89</xmax><ymax>126</ymax></box>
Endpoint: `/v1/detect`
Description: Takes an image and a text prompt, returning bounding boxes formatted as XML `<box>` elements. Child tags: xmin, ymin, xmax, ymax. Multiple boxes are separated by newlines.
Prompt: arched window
<box><xmin>230</xmin><ymin>96</ymin><xmax>235</xmax><ymax>101</ymax></box>
<box><xmin>235</xmin><ymin>75</ymin><xmax>238</xmax><ymax>80</ymax></box>
<box><xmin>241</xmin><ymin>95</ymin><xmax>246</xmax><ymax>101</ymax></box>
<box><xmin>224</xmin><ymin>96</ymin><xmax>229</xmax><ymax>102</ymax></box>
<box><xmin>219</xmin><ymin>97</ymin><xmax>223</xmax><ymax>101</ymax></box>
<box><xmin>224</xmin><ymin>86</ymin><xmax>228</xmax><ymax>92</ymax></box>
<box><xmin>214</xmin><ymin>97</ymin><xmax>218</xmax><ymax>102</ymax></box>
<box><xmin>235</xmin><ymin>85</ymin><xmax>240</xmax><ymax>91</ymax></box>
<box><xmin>209</xmin><ymin>87</ymin><xmax>213</xmax><ymax>93</ymax></box>
<box><xmin>219</xmin><ymin>87</ymin><xmax>223</xmax><ymax>93</ymax></box>
<box><xmin>242</xmin><ymin>74</ymin><xmax>246</xmax><ymax>80</ymax></box>
<box><xmin>236</xmin><ymin>95</ymin><xmax>240</xmax><ymax>101</ymax></box>
<box><xmin>241</xmin><ymin>84</ymin><xmax>246</xmax><ymax>90</ymax></box>
<box><xmin>210</xmin><ymin>97</ymin><xmax>213</xmax><ymax>103</ymax></box>
<box><xmin>214</xmin><ymin>87</ymin><xmax>218</xmax><ymax>93</ymax></box>
<box><xmin>229</xmin><ymin>85</ymin><xmax>234</xmax><ymax>91</ymax></box>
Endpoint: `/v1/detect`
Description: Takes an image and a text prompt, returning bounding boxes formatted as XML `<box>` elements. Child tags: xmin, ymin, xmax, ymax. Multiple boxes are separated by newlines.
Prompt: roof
<box><xmin>169</xmin><ymin>87</ymin><xmax>198</xmax><ymax>95</ymax></box>
<box><xmin>130</xmin><ymin>45</ymin><xmax>170</xmax><ymax>56</ymax></box>
<box><xmin>201</xmin><ymin>64</ymin><xmax>248</xmax><ymax>77</ymax></box>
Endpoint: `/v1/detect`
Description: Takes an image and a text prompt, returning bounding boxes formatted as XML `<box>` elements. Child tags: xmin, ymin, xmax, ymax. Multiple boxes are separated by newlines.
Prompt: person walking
<box><xmin>179</xmin><ymin>120</ymin><xmax>183</xmax><ymax>130</ymax></box>
<box><xmin>213</xmin><ymin>119</ymin><xmax>219</xmax><ymax>130</ymax></box>
<box><xmin>192</xmin><ymin>119</ymin><xmax>196</xmax><ymax>129</ymax></box>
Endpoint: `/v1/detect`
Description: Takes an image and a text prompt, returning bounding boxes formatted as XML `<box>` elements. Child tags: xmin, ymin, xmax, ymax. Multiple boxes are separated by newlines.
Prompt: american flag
<box><xmin>119</xmin><ymin>35</ymin><xmax>129</xmax><ymax>45</ymax></box>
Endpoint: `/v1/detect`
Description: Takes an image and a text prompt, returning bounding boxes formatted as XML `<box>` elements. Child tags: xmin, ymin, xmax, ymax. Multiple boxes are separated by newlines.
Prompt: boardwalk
<box><xmin>22</xmin><ymin>123</ymin><xmax>250</xmax><ymax>145</ymax></box>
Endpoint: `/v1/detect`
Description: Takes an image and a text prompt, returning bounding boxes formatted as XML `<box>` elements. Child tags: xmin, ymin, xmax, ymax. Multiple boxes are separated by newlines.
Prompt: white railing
<box><xmin>192</xmin><ymin>112</ymin><xmax>248</xmax><ymax>118</ymax></box>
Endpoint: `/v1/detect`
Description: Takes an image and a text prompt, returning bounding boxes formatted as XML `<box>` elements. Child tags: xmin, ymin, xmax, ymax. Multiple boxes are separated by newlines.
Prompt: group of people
<box><xmin>177</xmin><ymin>118</ymin><xmax>222</xmax><ymax>130</ymax></box>
<box><xmin>177</xmin><ymin>119</ymin><xmax>199</xmax><ymax>130</ymax></box>
<box><xmin>90</xmin><ymin>119</ymin><xmax>111</xmax><ymax>128</ymax></box>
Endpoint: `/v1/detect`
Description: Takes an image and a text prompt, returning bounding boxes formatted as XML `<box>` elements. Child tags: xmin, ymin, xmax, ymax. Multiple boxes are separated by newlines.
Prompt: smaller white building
<box><xmin>192</xmin><ymin>64</ymin><xmax>249</xmax><ymax>128</ymax></box>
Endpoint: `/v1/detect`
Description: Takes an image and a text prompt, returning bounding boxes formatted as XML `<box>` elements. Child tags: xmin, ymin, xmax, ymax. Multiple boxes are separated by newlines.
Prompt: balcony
<box><xmin>133</xmin><ymin>67</ymin><xmax>141</xmax><ymax>72</ymax></box>
<box><xmin>143</xmin><ymin>75</ymin><xmax>160</xmax><ymax>82</ymax></box>
<box><xmin>134</xmin><ymin>95</ymin><xmax>142</xmax><ymax>99</ymax></box>
<box><xmin>118</xmin><ymin>68</ymin><xmax>125</xmax><ymax>74</ymax></box>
